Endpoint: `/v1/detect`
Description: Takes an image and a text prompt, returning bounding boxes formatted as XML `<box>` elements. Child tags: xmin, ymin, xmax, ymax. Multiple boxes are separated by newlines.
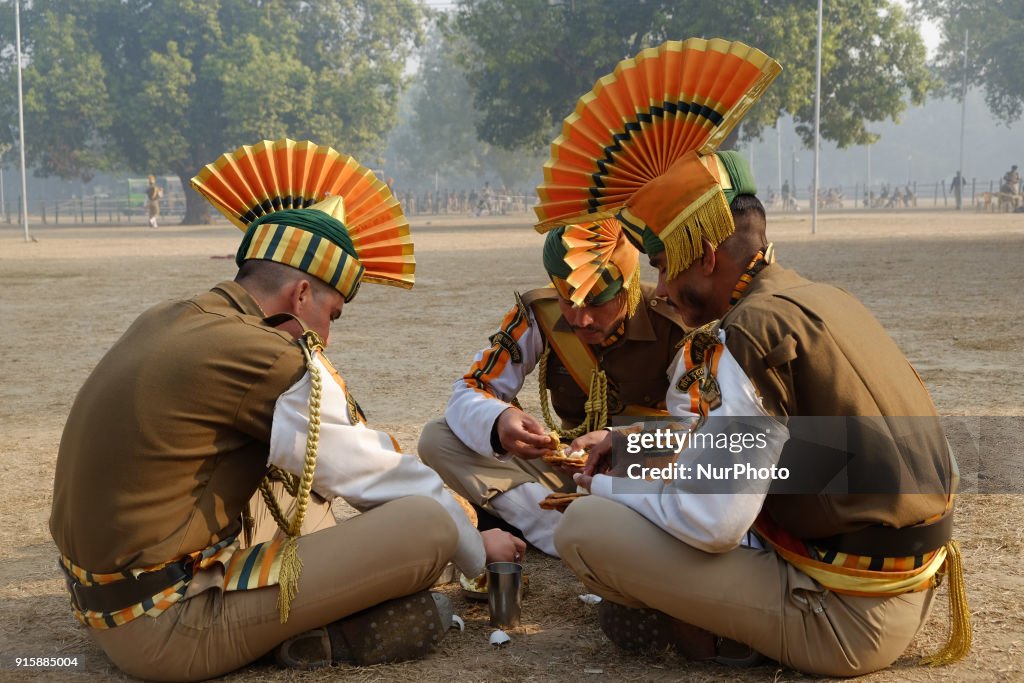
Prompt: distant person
<box><xmin>905</xmin><ymin>184</ymin><xmax>916</xmax><ymax>208</ymax></box>
<box><xmin>477</xmin><ymin>182</ymin><xmax>493</xmax><ymax>216</ymax></box>
<box><xmin>145</xmin><ymin>175</ymin><xmax>162</xmax><ymax>228</ymax></box>
<box><xmin>950</xmin><ymin>171</ymin><xmax>964</xmax><ymax>210</ymax></box>
<box><xmin>1001</xmin><ymin>164</ymin><xmax>1020</xmax><ymax>195</ymax></box>
<box><xmin>781</xmin><ymin>180</ymin><xmax>791</xmax><ymax>210</ymax></box>
<box><xmin>888</xmin><ymin>186</ymin><xmax>903</xmax><ymax>209</ymax></box>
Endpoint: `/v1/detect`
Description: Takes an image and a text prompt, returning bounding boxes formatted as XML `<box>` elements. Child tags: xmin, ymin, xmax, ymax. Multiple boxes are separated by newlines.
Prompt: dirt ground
<box><xmin>0</xmin><ymin>210</ymin><xmax>1022</xmax><ymax>682</ymax></box>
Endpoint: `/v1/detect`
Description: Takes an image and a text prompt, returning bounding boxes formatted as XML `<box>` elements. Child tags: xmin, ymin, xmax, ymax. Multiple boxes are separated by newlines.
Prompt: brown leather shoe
<box><xmin>598</xmin><ymin>601</ymin><xmax>766</xmax><ymax>667</ymax></box>
<box><xmin>274</xmin><ymin>627</ymin><xmax>333</xmax><ymax>669</ymax></box>
<box><xmin>275</xmin><ymin>591</ymin><xmax>454</xmax><ymax>669</ymax></box>
<box><xmin>714</xmin><ymin>635</ymin><xmax>767</xmax><ymax>667</ymax></box>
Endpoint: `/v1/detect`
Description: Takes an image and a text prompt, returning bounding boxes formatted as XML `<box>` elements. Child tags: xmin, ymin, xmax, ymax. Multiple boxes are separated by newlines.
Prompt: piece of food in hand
<box><xmin>547</xmin><ymin>430</ymin><xmax>561</xmax><ymax>448</ymax></box>
<box><xmin>541</xmin><ymin>444</ymin><xmax>589</xmax><ymax>469</ymax></box>
<box><xmin>538</xmin><ymin>491</ymin><xmax>588</xmax><ymax>512</ymax></box>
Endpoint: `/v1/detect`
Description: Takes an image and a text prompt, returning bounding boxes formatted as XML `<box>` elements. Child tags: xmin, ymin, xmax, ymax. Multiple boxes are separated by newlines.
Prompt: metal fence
<box><xmin>765</xmin><ymin>178</ymin><xmax>1021</xmax><ymax>213</ymax></box>
<box><xmin>1</xmin><ymin>194</ymin><xmax>187</xmax><ymax>225</ymax></box>
<box><xmin>395</xmin><ymin>191</ymin><xmax>534</xmax><ymax>217</ymax></box>
<box><xmin>2</xmin><ymin>182</ymin><xmax>1020</xmax><ymax>226</ymax></box>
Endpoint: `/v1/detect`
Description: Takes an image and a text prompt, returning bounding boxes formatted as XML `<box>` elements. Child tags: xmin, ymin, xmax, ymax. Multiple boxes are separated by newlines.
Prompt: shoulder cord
<box><xmin>537</xmin><ymin>341</ymin><xmax>608</xmax><ymax>440</ymax></box>
<box><xmin>255</xmin><ymin>330</ymin><xmax>324</xmax><ymax>623</ymax></box>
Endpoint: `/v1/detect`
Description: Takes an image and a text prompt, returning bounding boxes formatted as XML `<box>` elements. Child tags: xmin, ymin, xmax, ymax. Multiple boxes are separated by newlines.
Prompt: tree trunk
<box><xmin>180</xmin><ymin>171</ymin><xmax>211</xmax><ymax>225</ymax></box>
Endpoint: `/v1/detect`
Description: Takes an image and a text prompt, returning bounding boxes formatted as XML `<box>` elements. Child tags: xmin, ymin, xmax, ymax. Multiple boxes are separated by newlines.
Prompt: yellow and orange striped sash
<box><xmin>62</xmin><ymin>534</ymin><xmax>286</xmax><ymax>630</ymax></box>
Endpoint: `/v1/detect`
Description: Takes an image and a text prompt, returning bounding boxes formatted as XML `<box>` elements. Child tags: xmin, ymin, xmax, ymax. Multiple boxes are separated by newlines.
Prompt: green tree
<box><xmin>449</xmin><ymin>0</ymin><xmax>934</xmax><ymax>151</ymax></box>
<box><xmin>0</xmin><ymin>0</ymin><xmax>423</xmax><ymax>223</ymax></box>
<box><xmin>914</xmin><ymin>0</ymin><xmax>1024</xmax><ymax>125</ymax></box>
<box><xmin>384</xmin><ymin>21</ymin><xmax>543</xmax><ymax>190</ymax></box>
<box><xmin>1</xmin><ymin>4</ymin><xmax>111</xmax><ymax>181</ymax></box>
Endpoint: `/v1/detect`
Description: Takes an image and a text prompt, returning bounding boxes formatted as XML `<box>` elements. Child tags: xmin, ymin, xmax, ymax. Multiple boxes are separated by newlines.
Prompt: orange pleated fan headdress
<box><xmin>535</xmin><ymin>38</ymin><xmax>781</xmax><ymax>278</ymax></box>
<box><xmin>542</xmin><ymin>218</ymin><xmax>641</xmax><ymax>315</ymax></box>
<box><xmin>191</xmin><ymin>138</ymin><xmax>414</xmax><ymax>301</ymax></box>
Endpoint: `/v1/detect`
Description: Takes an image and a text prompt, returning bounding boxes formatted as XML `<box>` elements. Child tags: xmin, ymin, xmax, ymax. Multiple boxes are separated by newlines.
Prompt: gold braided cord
<box><xmin>255</xmin><ymin>330</ymin><xmax>325</xmax><ymax>624</ymax></box>
<box><xmin>921</xmin><ymin>540</ymin><xmax>972</xmax><ymax>666</ymax></box>
<box><xmin>257</xmin><ymin>478</ymin><xmax>293</xmax><ymax>535</ymax></box>
<box><xmin>241</xmin><ymin>503</ymin><xmax>255</xmax><ymax>548</ymax></box>
<box><xmin>273</xmin><ymin>467</ymin><xmax>301</xmax><ymax>497</ymax></box>
<box><xmin>537</xmin><ymin>343</ymin><xmax>609</xmax><ymax>439</ymax></box>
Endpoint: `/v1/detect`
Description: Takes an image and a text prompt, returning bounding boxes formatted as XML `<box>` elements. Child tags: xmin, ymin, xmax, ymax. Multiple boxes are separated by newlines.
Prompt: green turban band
<box><xmin>236</xmin><ymin>208</ymin><xmax>365</xmax><ymax>301</ymax></box>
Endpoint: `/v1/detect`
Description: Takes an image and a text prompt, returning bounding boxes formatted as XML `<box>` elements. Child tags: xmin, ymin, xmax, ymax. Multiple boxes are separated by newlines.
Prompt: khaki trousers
<box><xmin>418</xmin><ymin>417</ymin><xmax>575</xmax><ymax>508</ymax></box>
<box><xmin>555</xmin><ymin>496</ymin><xmax>936</xmax><ymax>677</ymax></box>
<box><xmin>89</xmin><ymin>496</ymin><xmax>458</xmax><ymax>682</ymax></box>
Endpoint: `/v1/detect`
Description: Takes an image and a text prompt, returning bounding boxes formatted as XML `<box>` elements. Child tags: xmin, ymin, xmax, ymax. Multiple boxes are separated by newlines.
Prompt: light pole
<box><xmin>958</xmin><ymin>29</ymin><xmax>969</xmax><ymax>211</ymax></box>
<box><xmin>791</xmin><ymin>146</ymin><xmax>798</xmax><ymax>208</ymax></box>
<box><xmin>811</xmin><ymin>0</ymin><xmax>823</xmax><ymax>234</ymax></box>
<box><xmin>15</xmin><ymin>0</ymin><xmax>30</xmax><ymax>242</ymax></box>
<box><xmin>776</xmin><ymin>124</ymin><xmax>783</xmax><ymax>198</ymax></box>
<box><xmin>866</xmin><ymin>143</ymin><xmax>872</xmax><ymax>207</ymax></box>
<box><xmin>0</xmin><ymin>148</ymin><xmax>6</xmax><ymax>220</ymax></box>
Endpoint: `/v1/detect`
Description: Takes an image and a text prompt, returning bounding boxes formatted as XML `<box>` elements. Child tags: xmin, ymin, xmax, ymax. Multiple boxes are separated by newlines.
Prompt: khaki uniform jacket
<box><xmin>50</xmin><ymin>282</ymin><xmax>305</xmax><ymax>572</ymax></box>
<box><xmin>720</xmin><ymin>264</ymin><xmax>954</xmax><ymax>540</ymax></box>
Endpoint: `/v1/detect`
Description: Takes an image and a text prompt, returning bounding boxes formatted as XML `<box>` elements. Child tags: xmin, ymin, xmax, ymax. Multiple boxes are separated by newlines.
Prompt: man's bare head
<box><xmin>720</xmin><ymin>194</ymin><xmax>768</xmax><ymax>264</ymax></box>
<box><xmin>651</xmin><ymin>194</ymin><xmax>770</xmax><ymax>327</ymax></box>
<box><xmin>235</xmin><ymin>260</ymin><xmax>344</xmax><ymax>343</ymax></box>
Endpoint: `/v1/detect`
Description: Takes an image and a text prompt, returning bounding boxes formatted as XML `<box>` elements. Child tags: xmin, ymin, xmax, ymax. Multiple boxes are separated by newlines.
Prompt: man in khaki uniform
<box><xmin>418</xmin><ymin>220</ymin><xmax>686</xmax><ymax>556</ymax></box>
<box><xmin>50</xmin><ymin>141</ymin><xmax>523</xmax><ymax>681</ymax></box>
<box><xmin>145</xmin><ymin>174</ymin><xmax>161</xmax><ymax>228</ymax></box>
<box><xmin>556</xmin><ymin>152</ymin><xmax>967</xmax><ymax>675</ymax></box>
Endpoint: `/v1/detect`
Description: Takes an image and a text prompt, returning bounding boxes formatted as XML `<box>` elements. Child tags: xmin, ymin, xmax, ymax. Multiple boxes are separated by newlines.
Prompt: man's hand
<box><xmin>496</xmin><ymin>407</ymin><xmax>553</xmax><ymax>459</ymax></box>
<box><xmin>481</xmin><ymin>529</ymin><xmax>527</xmax><ymax>564</ymax></box>
<box><xmin>571</xmin><ymin>430</ymin><xmax>614</xmax><ymax>492</ymax></box>
<box><xmin>569</xmin><ymin>430</ymin><xmax>611</xmax><ymax>457</ymax></box>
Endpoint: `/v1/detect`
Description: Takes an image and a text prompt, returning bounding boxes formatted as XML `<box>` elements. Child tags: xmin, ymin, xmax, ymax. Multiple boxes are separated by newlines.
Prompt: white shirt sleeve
<box><xmin>591</xmin><ymin>330</ymin><xmax>789</xmax><ymax>553</ymax></box>
<box><xmin>268</xmin><ymin>351</ymin><xmax>486</xmax><ymax>577</ymax></box>
<box><xmin>445</xmin><ymin>306</ymin><xmax>545</xmax><ymax>456</ymax></box>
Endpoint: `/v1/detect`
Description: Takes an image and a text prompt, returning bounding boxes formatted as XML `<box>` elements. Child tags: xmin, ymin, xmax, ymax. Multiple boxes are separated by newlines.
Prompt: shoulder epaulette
<box><xmin>518</xmin><ymin>286</ymin><xmax>558</xmax><ymax>310</ymax></box>
<box><xmin>513</xmin><ymin>291</ymin><xmax>531</xmax><ymax>326</ymax></box>
<box><xmin>675</xmin><ymin>319</ymin><xmax>722</xmax><ymax>355</ymax></box>
<box><xmin>636</xmin><ymin>282</ymin><xmax>685</xmax><ymax>329</ymax></box>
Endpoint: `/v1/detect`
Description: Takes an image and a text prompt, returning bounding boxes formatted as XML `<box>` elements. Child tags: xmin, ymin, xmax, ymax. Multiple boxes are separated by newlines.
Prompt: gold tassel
<box><xmin>663</xmin><ymin>190</ymin><xmax>735</xmax><ymax>279</ymax></box>
<box><xmin>583</xmin><ymin>367</ymin><xmax>609</xmax><ymax>433</ymax></box>
<box><xmin>625</xmin><ymin>266</ymin><xmax>642</xmax><ymax>316</ymax></box>
<box><xmin>920</xmin><ymin>540</ymin><xmax>972</xmax><ymax>666</ymax></box>
<box><xmin>276</xmin><ymin>536</ymin><xmax>303</xmax><ymax>623</ymax></box>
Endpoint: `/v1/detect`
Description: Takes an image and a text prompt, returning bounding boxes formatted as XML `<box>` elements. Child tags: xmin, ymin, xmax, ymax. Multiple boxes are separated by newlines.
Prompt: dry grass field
<box><xmin>0</xmin><ymin>209</ymin><xmax>1022</xmax><ymax>682</ymax></box>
